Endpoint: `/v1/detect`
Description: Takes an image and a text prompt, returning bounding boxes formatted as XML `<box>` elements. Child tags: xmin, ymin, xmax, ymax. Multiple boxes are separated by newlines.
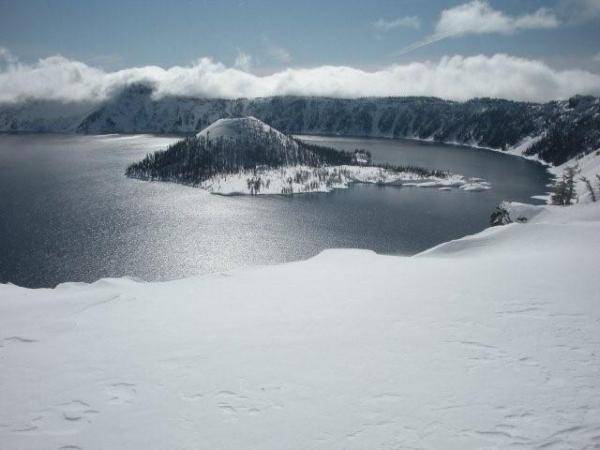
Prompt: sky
<box><xmin>1</xmin><ymin>0</ymin><xmax>600</xmax><ymax>103</ymax></box>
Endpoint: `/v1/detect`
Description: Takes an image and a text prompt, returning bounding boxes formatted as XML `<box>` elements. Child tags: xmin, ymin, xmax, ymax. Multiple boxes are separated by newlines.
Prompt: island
<box><xmin>125</xmin><ymin>117</ymin><xmax>491</xmax><ymax>195</ymax></box>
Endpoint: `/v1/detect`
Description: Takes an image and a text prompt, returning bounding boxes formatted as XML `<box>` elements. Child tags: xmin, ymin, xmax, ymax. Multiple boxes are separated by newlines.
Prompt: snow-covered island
<box><xmin>126</xmin><ymin>117</ymin><xmax>491</xmax><ymax>195</ymax></box>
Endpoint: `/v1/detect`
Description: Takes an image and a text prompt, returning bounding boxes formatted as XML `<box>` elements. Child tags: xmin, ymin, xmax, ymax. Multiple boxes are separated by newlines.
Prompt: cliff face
<box><xmin>2</xmin><ymin>84</ymin><xmax>599</xmax><ymax>165</ymax></box>
<box><xmin>0</xmin><ymin>99</ymin><xmax>95</xmax><ymax>133</ymax></box>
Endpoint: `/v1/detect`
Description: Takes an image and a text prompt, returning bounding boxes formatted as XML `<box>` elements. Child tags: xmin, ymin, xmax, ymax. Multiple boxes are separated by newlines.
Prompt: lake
<box><xmin>0</xmin><ymin>133</ymin><xmax>551</xmax><ymax>288</ymax></box>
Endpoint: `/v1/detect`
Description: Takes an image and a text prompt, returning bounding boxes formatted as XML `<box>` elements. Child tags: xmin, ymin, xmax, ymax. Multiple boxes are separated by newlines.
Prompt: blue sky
<box><xmin>1</xmin><ymin>0</ymin><xmax>599</xmax><ymax>71</ymax></box>
<box><xmin>1</xmin><ymin>0</ymin><xmax>600</xmax><ymax>102</ymax></box>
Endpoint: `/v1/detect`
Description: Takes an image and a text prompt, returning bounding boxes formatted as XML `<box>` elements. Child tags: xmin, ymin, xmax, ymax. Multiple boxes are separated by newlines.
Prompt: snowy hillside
<box><xmin>552</xmin><ymin>148</ymin><xmax>600</xmax><ymax>204</ymax></box>
<box><xmin>2</xmin><ymin>85</ymin><xmax>599</xmax><ymax>165</ymax></box>
<box><xmin>2</xmin><ymin>200</ymin><xmax>600</xmax><ymax>449</ymax></box>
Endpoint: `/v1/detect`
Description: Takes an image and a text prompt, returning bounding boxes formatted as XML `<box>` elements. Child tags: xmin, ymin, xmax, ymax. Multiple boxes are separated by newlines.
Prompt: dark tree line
<box><xmin>126</xmin><ymin>133</ymin><xmax>352</xmax><ymax>184</ymax></box>
<box><xmin>126</xmin><ymin>133</ymin><xmax>444</xmax><ymax>185</ymax></box>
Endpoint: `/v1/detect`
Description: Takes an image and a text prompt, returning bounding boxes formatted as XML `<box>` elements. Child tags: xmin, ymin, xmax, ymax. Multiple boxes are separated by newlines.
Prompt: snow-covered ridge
<box><xmin>3</xmin><ymin>87</ymin><xmax>599</xmax><ymax>166</ymax></box>
<box><xmin>2</xmin><ymin>201</ymin><xmax>600</xmax><ymax>449</ymax></box>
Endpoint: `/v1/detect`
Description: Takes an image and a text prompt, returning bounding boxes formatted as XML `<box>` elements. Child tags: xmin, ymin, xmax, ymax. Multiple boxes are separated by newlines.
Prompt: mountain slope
<box><xmin>2</xmin><ymin>85</ymin><xmax>599</xmax><ymax>165</ymax></box>
<box><xmin>70</xmin><ymin>90</ymin><xmax>600</xmax><ymax>165</ymax></box>
<box><xmin>0</xmin><ymin>99</ymin><xmax>94</xmax><ymax>133</ymax></box>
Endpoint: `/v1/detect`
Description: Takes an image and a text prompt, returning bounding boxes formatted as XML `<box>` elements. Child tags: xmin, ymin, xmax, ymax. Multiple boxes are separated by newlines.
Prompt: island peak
<box><xmin>196</xmin><ymin>116</ymin><xmax>292</xmax><ymax>145</ymax></box>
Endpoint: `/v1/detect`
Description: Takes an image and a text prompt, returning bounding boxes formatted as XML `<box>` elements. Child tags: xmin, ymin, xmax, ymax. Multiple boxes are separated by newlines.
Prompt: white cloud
<box><xmin>373</xmin><ymin>16</ymin><xmax>421</xmax><ymax>31</ymax></box>
<box><xmin>436</xmin><ymin>1</ymin><xmax>559</xmax><ymax>36</ymax></box>
<box><xmin>593</xmin><ymin>52</ymin><xmax>600</xmax><ymax>62</ymax></box>
<box><xmin>399</xmin><ymin>1</ymin><xmax>559</xmax><ymax>55</ymax></box>
<box><xmin>0</xmin><ymin>46</ymin><xmax>17</xmax><ymax>67</ymax></box>
<box><xmin>233</xmin><ymin>51</ymin><xmax>252</xmax><ymax>71</ymax></box>
<box><xmin>0</xmin><ymin>50</ymin><xmax>599</xmax><ymax>104</ymax></box>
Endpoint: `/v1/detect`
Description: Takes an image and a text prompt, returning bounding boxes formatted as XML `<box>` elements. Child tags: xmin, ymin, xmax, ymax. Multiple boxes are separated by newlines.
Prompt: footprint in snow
<box><xmin>106</xmin><ymin>383</ymin><xmax>137</xmax><ymax>405</ymax></box>
<box><xmin>3</xmin><ymin>336</ymin><xmax>37</xmax><ymax>343</ymax></box>
<box><xmin>60</xmin><ymin>400</ymin><xmax>99</xmax><ymax>422</ymax></box>
<box><xmin>180</xmin><ymin>392</ymin><xmax>205</xmax><ymax>402</ymax></box>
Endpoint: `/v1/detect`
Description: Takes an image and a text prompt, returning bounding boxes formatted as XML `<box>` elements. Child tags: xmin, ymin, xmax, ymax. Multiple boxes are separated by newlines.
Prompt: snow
<box><xmin>196</xmin><ymin>116</ymin><xmax>297</xmax><ymax>149</ymax></box>
<box><xmin>551</xmin><ymin>148</ymin><xmax>600</xmax><ymax>203</ymax></box>
<box><xmin>403</xmin><ymin>133</ymin><xmax>554</xmax><ymax>167</ymax></box>
<box><xmin>501</xmin><ymin>201</ymin><xmax>546</xmax><ymax>222</ymax></box>
<box><xmin>2</xmin><ymin>201</ymin><xmax>600</xmax><ymax>449</ymax></box>
<box><xmin>458</xmin><ymin>181</ymin><xmax>492</xmax><ymax>192</ymax></box>
<box><xmin>352</xmin><ymin>151</ymin><xmax>370</xmax><ymax>165</ymax></box>
<box><xmin>531</xmin><ymin>194</ymin><xmax>551</xmax><ymax>202</ymax></box>
<box><xmin>198</xmin><ymin>164</ymin><xmax>488</xmax><ymax>195</ymax></box>
<box><xmin>434</xmin><ymin>134</ymin><xmax>550</xmax><ymax>165</ymax></box>
<box><xmin>504</xmin><ymin>134</ymin><xmax>546</xmax><ymax>163</ymax></box>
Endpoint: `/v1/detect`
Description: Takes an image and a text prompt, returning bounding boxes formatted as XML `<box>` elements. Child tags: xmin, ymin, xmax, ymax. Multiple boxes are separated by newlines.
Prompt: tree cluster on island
<box><xmin>125</xmin><ymin>132</ymin><xmax>445</xmax><ymax>188</ymax></box>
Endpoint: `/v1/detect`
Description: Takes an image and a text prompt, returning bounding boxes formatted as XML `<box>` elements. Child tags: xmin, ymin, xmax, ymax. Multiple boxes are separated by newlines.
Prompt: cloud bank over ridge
<box><xmin>1</xmin><ymin>47</ymin><xmax>599</xmax><ymax>104</ymax></box>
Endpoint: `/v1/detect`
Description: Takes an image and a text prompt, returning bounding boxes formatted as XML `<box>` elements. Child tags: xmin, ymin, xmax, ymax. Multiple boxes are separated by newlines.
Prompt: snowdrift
<box><xmin>2</xmin><ymin>202</ymin><xmax>600</xmax><ymax>449</ymax></box>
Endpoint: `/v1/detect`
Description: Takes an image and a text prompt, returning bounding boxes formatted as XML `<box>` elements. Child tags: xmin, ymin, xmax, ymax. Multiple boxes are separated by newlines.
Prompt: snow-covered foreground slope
<box><xmin>2</xmin><ymin>203</ymin><xmax>600</xmax><ymax>449</ymax></box>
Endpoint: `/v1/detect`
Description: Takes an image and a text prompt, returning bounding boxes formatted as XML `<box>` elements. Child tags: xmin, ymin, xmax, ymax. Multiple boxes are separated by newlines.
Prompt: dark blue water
<box><xmin>0</xmin><ymin>133</ymin><xmax>551</xmax><ymax>288</ymax></box>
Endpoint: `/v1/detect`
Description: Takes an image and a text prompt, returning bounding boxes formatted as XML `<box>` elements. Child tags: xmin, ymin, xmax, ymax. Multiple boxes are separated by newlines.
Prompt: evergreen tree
<box><xmin>581</xmin><ymin>176</ymin><xmax>596</xmax><ymax>202</ymax></box>
<box><xmin>551</xmin><ymin>166</ymin><xmax>579</xmax><ymax>206</ymax></box>
<box><xmin>126</xmin><ymin>132</ymin><xmax>441</xmax><ymax>187</ymax></box>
